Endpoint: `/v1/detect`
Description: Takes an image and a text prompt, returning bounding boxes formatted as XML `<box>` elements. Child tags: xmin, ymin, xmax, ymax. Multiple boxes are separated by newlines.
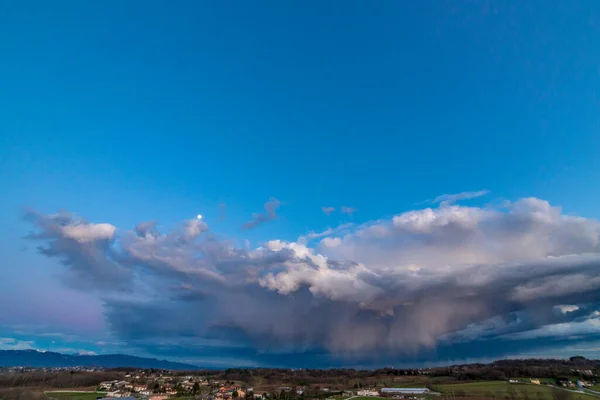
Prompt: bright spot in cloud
<box><xmin>197</xmin><ymin>214</ymin><xmax>203</xmax><ymax>220</ymax></box>
<box><xmin>555</xmin><ymin>305</ymin><xmax>580</xmax><ymax>314</ymax></box>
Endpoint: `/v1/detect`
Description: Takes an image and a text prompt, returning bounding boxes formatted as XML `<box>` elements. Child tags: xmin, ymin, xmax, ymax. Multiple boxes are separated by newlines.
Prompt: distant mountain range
<box><xmin>0</xmin><ymin>350</ymin><xmax>198</xmax><ymax>370</ymax></box>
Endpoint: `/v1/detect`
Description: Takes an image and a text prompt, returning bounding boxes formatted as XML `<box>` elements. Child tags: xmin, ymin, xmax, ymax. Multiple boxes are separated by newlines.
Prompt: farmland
<box><xmin>433</xmin><ymin>381</ymin><xmax>592</xmax><ymax>400</ymax></box>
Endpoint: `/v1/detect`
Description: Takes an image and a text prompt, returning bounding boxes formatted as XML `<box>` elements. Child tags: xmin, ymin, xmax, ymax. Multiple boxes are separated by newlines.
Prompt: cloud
<box><xmin>297</xmin><ymin>223</ymin><xmax>353</xmax><ymax>245</ymax></box>
<box><xmin>61</xmin><ymin>223</ymin><xmax>116</xmax><ymax>243</ymax></box>
<box><xmin>432</xmin><ymin>190</ymin><xmax>489</xmax><ymax>207</ymax></box>
<box><xmin>183</xmin><ymin>218</ymin><xmax>208</xmax><ymax>240</ymax></box>
<box><xmin>76</xmin><ymin>350</ymin><xmax>97</xmax><ymax>355</ymax></box>
<box><xmin>322</xmin><ymin>207</ymin><xmax>335</xmax><ymax>216</ymax></box>
<box><xmin>556</xmin><ymin>305</ymin><xmax>580</xmax><ymax>314</ymax></box>
<box><xmin>0</xmin><ymin>338</ymin><xmax>35</xmax><ymax>350</ymax></box>
<box><xmin>502</xmin><ymin>311</ymin><xmax>600</xmax><ymax>340</ymax></box>
<box><xmin>22</xmin><ymin>196</ymin><xmax>600</xmax><ymax>365</ymax></box>
<box><xmin>340</xmin><ymin>206</ymin><xmax>357</xmax><ymax>216</ymax></box>
<box><xmin>321</xmin><ymin>237</ymin><xmax>342</xmax><ymax>248</ymax></box>
<box><xmin>242</xmin><ymin>198</ymin><xmax>281</xmax><ymax>230</ymax></box>
<box><xmin>23</xmin><ymin>209</ymin><xmax>131</xmax><ymax>290</ymax></box>
<box><xmin>135</xmin><ymin>221</ymin><xmax>157</xmax><ymax>237</ymax></box>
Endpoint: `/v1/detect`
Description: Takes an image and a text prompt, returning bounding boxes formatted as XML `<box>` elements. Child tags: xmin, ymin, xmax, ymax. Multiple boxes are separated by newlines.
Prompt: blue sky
<box><xmin>1</xmin><ymin>0</ymin><xmax>600</xmax><ymax>368</ymax></box>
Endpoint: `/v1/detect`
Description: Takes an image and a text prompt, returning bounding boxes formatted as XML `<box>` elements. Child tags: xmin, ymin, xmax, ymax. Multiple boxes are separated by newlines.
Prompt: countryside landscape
<box><xmin>3</xmin><ymin>354</ymin><xmax>600</xmax><ymax>400</ymax></box>
<box><xmin>3</xmin><ymin>3</ymin><xmax>600</xmax><ymax>400</ymax></box>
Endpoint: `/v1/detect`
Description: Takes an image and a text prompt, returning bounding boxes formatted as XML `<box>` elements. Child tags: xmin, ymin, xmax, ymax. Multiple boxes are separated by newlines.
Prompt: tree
<box><xmin>193</xmin><ymin>382</ymin><xmax>200</xmax><ymax>395</ymax></box>
<box><xmin>233</xmin><ymin>390</ymin><xmax>239</xmax><ymax>398</ymax></box>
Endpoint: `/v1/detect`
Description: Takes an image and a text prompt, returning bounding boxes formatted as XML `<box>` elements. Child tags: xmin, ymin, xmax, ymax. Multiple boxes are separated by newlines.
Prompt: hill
<box><xmin>0</xmin><ymin>350</ymin><xmax>198</xmax><ymax>370</ymax></box>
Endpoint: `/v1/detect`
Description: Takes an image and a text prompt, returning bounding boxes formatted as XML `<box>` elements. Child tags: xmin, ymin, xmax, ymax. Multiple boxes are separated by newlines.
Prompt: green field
<box><xmin>44</xmin><ymin>391</ymin><xmax>107</xmax><ymax>400</ymax></box>
<box><xmin>432</xmin><ymin>381</ymin><xmax>592</xmax><ymax>400</ymax></box>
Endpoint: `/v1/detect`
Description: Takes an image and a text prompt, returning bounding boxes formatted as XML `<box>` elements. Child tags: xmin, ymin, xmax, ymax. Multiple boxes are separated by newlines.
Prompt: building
<box><xmin>380</xmin><ymin>388</ymin><xmax>429</xmax><ymax>395</ymax></box>
<box><xmin>357</xmin><ymin>390</ymin><xmax>380</xmax><ymax>397</ymax></box>
<box><xmin>99</xmin><ymin>381</ymin><xmax>117</xmax><ymax>390</ymax></box>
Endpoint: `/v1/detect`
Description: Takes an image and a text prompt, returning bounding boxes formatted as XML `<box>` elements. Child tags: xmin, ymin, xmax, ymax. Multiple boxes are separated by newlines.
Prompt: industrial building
<box><xmin>380</xmin><ymin>388</ymin><xmax>430</xmax><ymax>395</ymax></box>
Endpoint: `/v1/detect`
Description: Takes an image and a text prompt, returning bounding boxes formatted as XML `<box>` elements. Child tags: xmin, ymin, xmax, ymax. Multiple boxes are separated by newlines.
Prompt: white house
<box><xmin>357</xmin><ymin>390</ymin><xmax>380</xmax><ymax>397</ymax></box>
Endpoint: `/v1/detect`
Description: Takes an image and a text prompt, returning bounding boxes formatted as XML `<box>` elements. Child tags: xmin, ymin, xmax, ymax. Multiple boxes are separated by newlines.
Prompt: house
<box><xmin>357</xmin><ymin>390</ymin><xmax>380</xmax><ymax>397</ymax></box>
<box><xmin>150</xmin><ymin>395</ymin><xmax>169</xmax><ymax>400</ymax></box>
<box><xmin>100</xmin><ymin>380</ymin><xmax>125</xmax><ymax>390</ymax></box>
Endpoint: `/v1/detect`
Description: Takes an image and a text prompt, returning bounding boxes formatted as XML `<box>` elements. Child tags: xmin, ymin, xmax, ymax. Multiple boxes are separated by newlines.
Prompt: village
<box><xmin>92</xmin><ymin>369</ymin><xmax>600</xmax><ymax>400</ymax></box>
<box><xmin>95</xmin><ymin>372</ymin><xmax>436</xmax><ymax>400</ymax></box>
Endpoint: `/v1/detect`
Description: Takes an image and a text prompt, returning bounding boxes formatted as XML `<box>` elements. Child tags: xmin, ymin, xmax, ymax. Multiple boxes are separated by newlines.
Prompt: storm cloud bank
<box><xmin>24</xmin><ymin>196</ymin><xmax>600</xmax><ymax>364</ymax></box>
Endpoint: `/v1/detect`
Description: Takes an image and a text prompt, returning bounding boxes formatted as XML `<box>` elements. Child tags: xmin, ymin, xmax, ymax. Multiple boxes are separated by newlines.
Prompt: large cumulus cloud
<box><xmin>23</xmin><ymin>196</ymin><xmax>600</xmax><ymax>364</ymax></box>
